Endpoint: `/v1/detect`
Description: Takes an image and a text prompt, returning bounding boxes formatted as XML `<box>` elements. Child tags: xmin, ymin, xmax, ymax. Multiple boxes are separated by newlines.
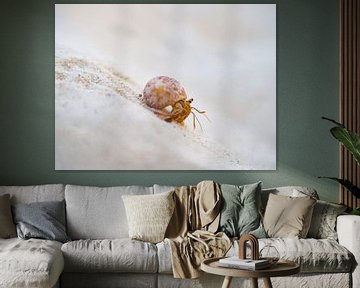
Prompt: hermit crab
<box><xmin>140</xmin><ymin>76</ymin><xmax>206</xmax><ymax>129</ymax></box>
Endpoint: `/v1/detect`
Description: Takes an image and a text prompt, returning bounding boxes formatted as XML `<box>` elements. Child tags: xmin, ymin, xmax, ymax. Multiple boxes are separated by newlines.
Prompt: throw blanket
<box><xmin>165</xmin><ymin>180</ymin><xmax>231</xmax><ymax>278</ymax></box>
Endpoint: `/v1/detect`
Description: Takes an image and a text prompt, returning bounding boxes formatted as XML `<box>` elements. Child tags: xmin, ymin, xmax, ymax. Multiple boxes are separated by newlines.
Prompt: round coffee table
<box><xmin>201</xmin><ymin>257</ymin><xmax>300</xmax><ymax>288</ymax></box>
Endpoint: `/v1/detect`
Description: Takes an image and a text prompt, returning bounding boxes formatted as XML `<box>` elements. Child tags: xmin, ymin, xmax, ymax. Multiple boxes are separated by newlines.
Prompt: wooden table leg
<box><xmin>251</xmin><ymin>278</ymin><xmax>258</xmax><ymax>288</ymax></box>
<box><xmin>263</xmin><ymin>277</ymin><xmax>273</xmax><ymax>288</ymax></box>
<box><xmin>221</xmin><ymin>276</ymin><xmax>233</xmax><ymax>288</ymax></box>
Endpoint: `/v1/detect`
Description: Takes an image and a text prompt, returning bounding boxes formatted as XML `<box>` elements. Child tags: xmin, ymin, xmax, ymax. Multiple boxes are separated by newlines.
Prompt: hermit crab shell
<box><xmin>142</xmin><ymin>76</ymin><xmax>187</xmax><ymax>110</ymax></box>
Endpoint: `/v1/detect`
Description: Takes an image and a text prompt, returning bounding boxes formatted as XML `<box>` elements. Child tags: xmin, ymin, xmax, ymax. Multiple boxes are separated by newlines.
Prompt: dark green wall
<box><xmin>0</xmin><ymin>0</ymin><xmax>340</xmax><ymax>202</ymax></box>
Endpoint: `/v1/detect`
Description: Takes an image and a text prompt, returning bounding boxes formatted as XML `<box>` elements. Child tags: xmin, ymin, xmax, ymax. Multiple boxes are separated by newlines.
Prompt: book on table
<box><xmin>218</xmin><ymin>257</ymin><xmax>271</xmax><ymax>270</ymax></box>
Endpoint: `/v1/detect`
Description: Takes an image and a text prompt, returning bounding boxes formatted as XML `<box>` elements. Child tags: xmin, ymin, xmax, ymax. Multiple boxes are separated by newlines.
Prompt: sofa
<box><xmin>0</xmin><ymin>183</ymin><xmax>359</xmax><ymax>288</ymax></box>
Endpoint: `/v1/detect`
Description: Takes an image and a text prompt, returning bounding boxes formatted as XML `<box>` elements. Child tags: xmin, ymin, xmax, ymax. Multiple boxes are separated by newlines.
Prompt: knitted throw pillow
<box><xmin>122</xmin><ymin>191</ymin><xmax>175</xmax><ymax>243</ymax></box>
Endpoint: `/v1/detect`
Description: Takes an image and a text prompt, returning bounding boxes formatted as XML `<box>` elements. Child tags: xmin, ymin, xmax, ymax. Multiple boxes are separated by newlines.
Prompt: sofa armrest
<box><xmin>337</xmin><ymin>215</ymin><xmax>360</xmax><ymax>288</ymax></box>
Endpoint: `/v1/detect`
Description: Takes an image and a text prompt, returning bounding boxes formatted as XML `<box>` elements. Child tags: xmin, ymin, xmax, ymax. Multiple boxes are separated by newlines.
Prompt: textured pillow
<box><xmin>0</xmin><ymin>194</ymin><xmax>16</xmax><ymax>238</ymax></box>
<box><xmin>307</xmin><ymin>200</ymin><xmax>347</xmax><ymax>240</ymax></box>
<box><xmin>122</xmin><ymin>191</ymin><xmax>175</xmax><ymax>243</ymax></box>
<box><xmin>218</xmin><ymin>182</ymin><xmax>266</xmax><ymax>238</ymax></box>
<box><xmin>12</xmin><ymin>200</ymin><xmax>70</xmax><ymax>243</ymax></box>
<box><xmin>263</xmin><ymin>193</ymin><xmax>316</xmax><ymax>238</ymax></box>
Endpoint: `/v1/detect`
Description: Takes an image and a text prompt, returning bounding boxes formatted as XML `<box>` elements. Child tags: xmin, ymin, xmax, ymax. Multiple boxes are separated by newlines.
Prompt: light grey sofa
<box><xmin>0</xmin><ymin>184</ymin><xmax>359</xmax><ymax>288</ymax></box>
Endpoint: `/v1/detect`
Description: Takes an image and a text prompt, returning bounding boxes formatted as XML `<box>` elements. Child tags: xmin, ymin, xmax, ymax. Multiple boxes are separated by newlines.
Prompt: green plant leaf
<box><xmin>351</xmin><ymin>208</ymin><xmax>360</xmax><ymax>215</ymax></box>
<box><xmin>318</xmin><ymin>177</ymin><xmax>360</xmax><ymax>198</ymax></box>
<box><xmin>322</xmin><ymin>117</ymin><xmax>360</xmax><ymax>165</ymax></box>
<box><xmin>330</xmin><ymin>127</ymin><xmax>360</xmax><ymax>165</ymax></box>
<box><xmin>322</xmin><ymin>116</ymin><xmax>344</xmax><ymax>127</ymax></box>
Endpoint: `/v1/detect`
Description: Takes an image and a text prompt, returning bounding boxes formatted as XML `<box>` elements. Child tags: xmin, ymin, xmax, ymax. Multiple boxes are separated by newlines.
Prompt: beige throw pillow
<box><xmin>0</xmin><ymin>194</ymin><xmax>17</xmax><ymax>238</ymax></box>
<box><xmin>263</xmin><ymin>193</ymin><xmax>316</xmax><ymax>238</ymax></box>
<box><xmin>122</xmin><ymin>191</ymin><xmax>175</xmax><ymax>243</ymax></box>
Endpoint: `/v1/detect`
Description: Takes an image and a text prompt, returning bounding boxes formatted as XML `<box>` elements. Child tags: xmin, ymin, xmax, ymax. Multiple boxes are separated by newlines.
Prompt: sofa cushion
<box><xmin>261</xmin><ymin>238</ymin><xmax>353</xmax><ymax>273</ymax></box>
<box><xmin>156</xmin><ymin>240</ymin><xmax>173</xmax><ymax>274</ymax></box>
<box><xmin>61</xmin><ymin>239</ymin><xmax>158</xmax><ymax>273</ymax></box>
<box><xmin>233</xmin><ymin>238</ymin><xmax>353</xmax><ymax>273</ymax></box>
<box><xmin>12</xmin><ymin>200</ymin><xmax>70</xmax><ymax>243</ymax></box>
<box><xmin>218</xmin><ymin>182</ymin><xmax>266</xmax><ymax>238</ymax></box>
<box><xmin>158</xmin><ymin>237</ymin><xmax>353</xmax><ymax>274</ymax></box>
<box><xmin>261</xmin><ymin>186</ymin><xmax>319</xmax><ymax>213</ymax></box>
<box><xmin>0</xmin><ymin>194</ymin><xmax>16</xmax><ymax>238</ymax></box>
<box><xmin>122</xmin><ymin>191</ymin><xmax>175</xmax><ymax>243</ymax></box>
<box><xmin>263</xmin><ymin>194</ymin><xmax>316</xmax><ymax>238</ymax></box>
<box><xmin>307</xmin><ymin>200</ymin><xmax>347</xmax><ymax>240</ymax></box>
<box><xmin>0</xmin><ymin>238</ymin><xmax>64</xmax><ymax>288</ymax></box>
<box><xmin>0</xmin><ymin>184</ymin><xmax>65</xmax><ymax>204</ymax></box>
<box><xmin>65</xmin><ymin>185</ymin><xmax>153</xmax><ymax>239</ymax></box>
<box><xmin>153</xmin><ymin>184</ymin><xmax>176</xmax><ymax>194</ymax></box>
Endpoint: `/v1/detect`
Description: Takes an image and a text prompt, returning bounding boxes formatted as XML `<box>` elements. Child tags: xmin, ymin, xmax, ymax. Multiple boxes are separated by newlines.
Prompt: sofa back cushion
<box><xmin>153</xmin><ymin>184</ymin><xmax>176</xmax><ymax>194</ymax></box>
<box><xmin>65</xmin><ymin>185</ymin><xmax>153</xmax><ymax>239</ymax></box>
<box><xmin>0</xmin><ymin>194</ymin><xmax>17</xmax><ymax>238</ymax></box>
<box><xmin>0</xmin><ymin>184</ymin><xmax>65</xmax><ymax>204</ymax></box>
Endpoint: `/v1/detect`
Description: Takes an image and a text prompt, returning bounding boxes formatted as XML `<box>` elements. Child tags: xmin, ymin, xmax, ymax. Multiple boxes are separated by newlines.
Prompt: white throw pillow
<box><xmin>122</xmin><ymin>191</ymin><xmax>175</xmax><ymax>243</ymax></box>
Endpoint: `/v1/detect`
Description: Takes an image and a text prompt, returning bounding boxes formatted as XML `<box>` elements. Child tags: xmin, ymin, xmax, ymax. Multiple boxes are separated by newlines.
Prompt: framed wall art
<box><xmin>55</xmin><ymin>4</ymin><xmax>276</xmax><ymax>170</ymax></box>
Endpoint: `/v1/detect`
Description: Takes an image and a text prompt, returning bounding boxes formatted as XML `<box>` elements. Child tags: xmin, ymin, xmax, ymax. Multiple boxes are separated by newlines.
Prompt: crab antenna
<box><xmin>192</xmin><ymin>107</ymin><xmax>205</xmax><ymax>114</ymax></box>
<box><xmin>191</xmin><ymin>111</ymin><xmax>204</xmax><ymax>131</ymax></box>
<box><xmin>192</xmin><ymin>107</ymin><xmax>210</xmax><ymax>123</ymax></box>
<box><xmin>202</xmin><ymin>113</ymin><xmax>210</xmax><ymax>123</ymax></box>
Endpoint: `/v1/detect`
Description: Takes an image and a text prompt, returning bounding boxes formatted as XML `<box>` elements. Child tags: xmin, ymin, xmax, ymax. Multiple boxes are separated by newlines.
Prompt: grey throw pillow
<box><xmin>218</xmin><ymin>182</ymin><xmax>266</xmax><ymax>238</ymax></box>
<box><xmin>0</xmin><ymin>194</ymin><xmax>16</xmax><ymax>238</ymax></box>
<box><xmin>307</xmin><ymin>200</ymin><xmax>347</xmax><ymax>240</ymax></box>
<box><xmin>12</xmin><ymin>200</ymin><xmax>70</xmax><ymax>243</ymax></box>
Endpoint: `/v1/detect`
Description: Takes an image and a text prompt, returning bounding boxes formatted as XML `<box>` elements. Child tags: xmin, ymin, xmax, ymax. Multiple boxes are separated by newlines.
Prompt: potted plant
<box><xmin>320</xmin><ymin>117</ymin><xmax>360</xmax><ymax>215</ymax></box>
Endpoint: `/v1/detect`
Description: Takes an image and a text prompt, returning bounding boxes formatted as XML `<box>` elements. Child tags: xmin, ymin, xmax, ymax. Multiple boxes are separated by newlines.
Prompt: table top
<box><xmin>201</xmin><ymin>257</ymin><xmax>300</xmax><ymax>278</ymax></box>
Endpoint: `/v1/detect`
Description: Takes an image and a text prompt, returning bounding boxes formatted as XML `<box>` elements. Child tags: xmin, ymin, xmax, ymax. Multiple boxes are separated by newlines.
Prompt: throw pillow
<box><xmin>122</xmin><ymin>190</ymin><xmax>175</xmax><ymax>243</ymax></box>
<box><xmin>0</xmin><ymin>194</ymin><xmax>16</xmax><ymax>238</ymax></box>
<box><xmin>263</xmin><ymin>193</ymin><xmax>316</xmax><ymax>238</ymax></box>
<box><xmin>218</xmin><ymin>182</ymin><xmax>266</xmax><ymax>238</ymax></box>
<box><xmin>261</xmin><ymin>186</ymin><xmax>319</xmax><ymax>214</ymax></box>
<box><xmin>307</xmin><ymin>200</ymin><xmax>347</xmax><ymax>240</ymax></box>
<box><xmin>12</xmin><ymin>200</ymin><xmax>70</xmax><ymax>243</ymax></box>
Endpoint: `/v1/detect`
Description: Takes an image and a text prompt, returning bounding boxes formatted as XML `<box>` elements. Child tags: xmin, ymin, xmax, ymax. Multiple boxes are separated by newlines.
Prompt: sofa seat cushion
<box><xmin>0</xmin><ymin>238</ymin><xmax>64</xmax><ymax>288</ymax></box>
<box><xmin>157</xmin><ymin>238</ymin><xmax>354</xmax><ymax>274</ymax></box>
<box><xmin>231</xmin><ymin>238</ymin><xmax>353</xmax><ymax>273</ymax></box>
<box><xmin>260</xmin><ymin>238</ymin><xmax>353</xmax><ymax>272</ymax></box>
<box><xmin>61</xmin><ymin>239</ymin><xmax>158</xmax><ymax>273</ymax></box>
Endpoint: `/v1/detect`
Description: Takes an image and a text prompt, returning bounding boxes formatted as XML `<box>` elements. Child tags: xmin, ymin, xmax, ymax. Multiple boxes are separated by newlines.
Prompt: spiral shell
<box><xmin>142</xmin><ymin>76</ymin><xmax>187</xmax><ymax>109</ymax></box>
